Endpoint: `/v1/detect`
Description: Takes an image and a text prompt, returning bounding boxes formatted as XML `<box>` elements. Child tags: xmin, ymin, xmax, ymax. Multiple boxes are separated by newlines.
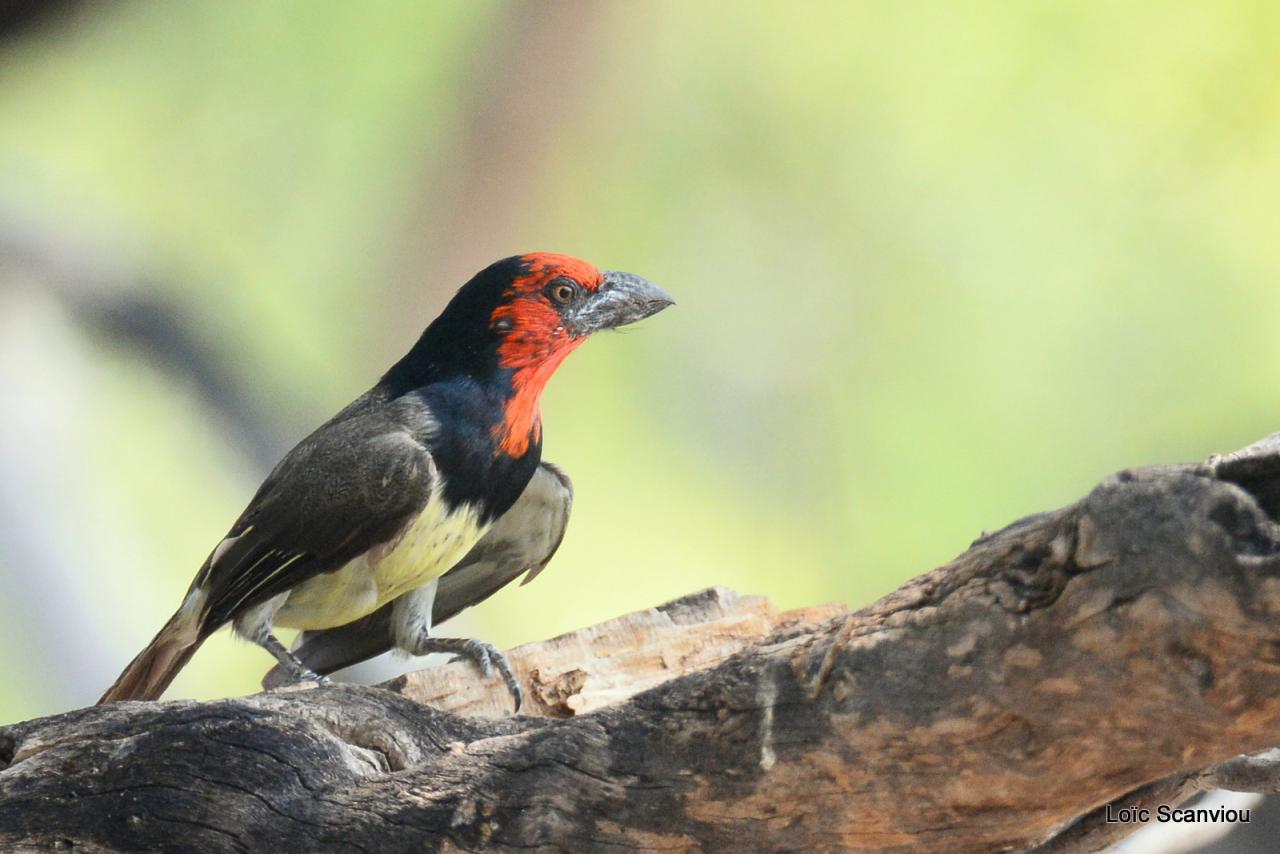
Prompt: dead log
<box><xmin>5</xmin><ymin>435</ymin><xmax>1280</xmax><ymax>852</ymax></box>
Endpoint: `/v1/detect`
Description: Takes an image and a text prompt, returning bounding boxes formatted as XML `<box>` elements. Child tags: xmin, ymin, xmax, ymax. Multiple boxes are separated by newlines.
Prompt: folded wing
<box><xmin>198</xmin><ymin>415</ymin><xmax>436</xmax><ymax>634</ymax></box>
<box><xmin>262</xmin><ymin>461</ymin><xmax>572</xmax><ymax>686</ymax></box>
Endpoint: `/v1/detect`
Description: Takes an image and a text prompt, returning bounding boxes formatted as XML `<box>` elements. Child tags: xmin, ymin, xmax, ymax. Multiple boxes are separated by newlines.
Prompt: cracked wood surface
<box><xmin>6</xmin><ymin>435</ymin><xmax>1280</xmax><ymax>852</ymax></box>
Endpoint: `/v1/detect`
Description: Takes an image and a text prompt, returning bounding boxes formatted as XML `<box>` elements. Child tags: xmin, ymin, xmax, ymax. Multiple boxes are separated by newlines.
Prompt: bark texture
<box><xmin>6</xmin><ymin>435</ymin><xmax>1280</xmax><ymax>852</ymax></box>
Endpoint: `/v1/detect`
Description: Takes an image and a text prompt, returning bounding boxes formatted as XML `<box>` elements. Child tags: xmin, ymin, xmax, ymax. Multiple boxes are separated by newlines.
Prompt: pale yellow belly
<box><xmin>273</xmin><ymin>498</ymin><xmax>487</xmax><ymax>630</ymax></box>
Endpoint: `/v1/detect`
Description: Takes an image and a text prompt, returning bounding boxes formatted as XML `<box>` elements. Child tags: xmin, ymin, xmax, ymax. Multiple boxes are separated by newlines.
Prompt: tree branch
<box><xmin>6</xmin><ymin>436</ymin><xmax>1280</xmax><ymax>851</ymax></box>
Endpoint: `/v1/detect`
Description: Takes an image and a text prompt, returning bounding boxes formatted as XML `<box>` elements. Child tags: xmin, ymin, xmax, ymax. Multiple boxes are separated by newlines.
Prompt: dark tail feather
<box><xmin>98</xmin><ymin>602</ymin><xmax>206</xmax><ymax>704</ymax></box>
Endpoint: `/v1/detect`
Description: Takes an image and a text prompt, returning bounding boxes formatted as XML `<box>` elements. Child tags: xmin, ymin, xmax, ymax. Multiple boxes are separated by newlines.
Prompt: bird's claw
<box><xmin>448</xmin><ymin>638</ymin><xmax>496</xmax><ymax>677</ymax></box>
<box><xmin>271</xmin><ymin>666</ymin><xmax>330</xmax><ymax>692</ymax></box>
<box><xmin>287</xmin><ymin>667</ymin><xmax>330</xmax><ymax>688</ymax></box>
<box><xmin>416</xmin><ymin>636</ymin><xmax>522</xmax><ymax>712</ymax></box>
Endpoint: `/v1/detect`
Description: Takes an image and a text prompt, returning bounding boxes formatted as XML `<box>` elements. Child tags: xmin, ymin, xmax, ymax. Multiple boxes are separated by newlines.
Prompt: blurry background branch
<box><xmin>0</xmin><ymin>205</ymin><xmax>284</xmax><ymax>465</ymax></box>
<box><xmin>6</xmin><ymin>437</ymin><xmax>1280</xmax><ymax>850</ymax></box>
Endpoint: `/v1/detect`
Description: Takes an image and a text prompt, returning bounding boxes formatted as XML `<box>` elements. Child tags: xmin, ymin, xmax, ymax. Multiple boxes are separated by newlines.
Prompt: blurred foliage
<box><xmin>0</xmin><ymin>0</ymin><xmax>1278</xmax><ymax>722</ymax></box>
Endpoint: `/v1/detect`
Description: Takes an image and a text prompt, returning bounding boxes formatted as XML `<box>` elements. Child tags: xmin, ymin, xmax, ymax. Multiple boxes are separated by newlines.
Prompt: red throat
<box><xmin>495</xmin><ymin>338</ymin><xmax>583</xmax><ymax>456</ymax></box>
<box><xmin>489</xmin><ymin>254</ymin><xmax>601</xmax><ymax>456</ymax></box>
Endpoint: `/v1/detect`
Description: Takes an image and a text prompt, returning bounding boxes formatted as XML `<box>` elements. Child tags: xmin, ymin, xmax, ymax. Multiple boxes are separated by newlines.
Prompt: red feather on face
<box><xmin>490</xmin><ymin>254</ymin><xmax>604</xmax><ymax>457</ymax></box>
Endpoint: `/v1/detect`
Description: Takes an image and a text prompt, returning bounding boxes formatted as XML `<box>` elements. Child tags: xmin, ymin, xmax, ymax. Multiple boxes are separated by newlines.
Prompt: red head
<box><xmin>387</xmin><ymin>253</ymin><xmax>674</xmax><ymax>458</ymax></box>
<box><xmin>489</xmin><ymin>253</ymin><xmax>673</xmax><ymax>455</ymax></box>
<box><xmin>488</xmin><ymin>253</ymin><xmax>605</xmax><ymax>375</ymax></box>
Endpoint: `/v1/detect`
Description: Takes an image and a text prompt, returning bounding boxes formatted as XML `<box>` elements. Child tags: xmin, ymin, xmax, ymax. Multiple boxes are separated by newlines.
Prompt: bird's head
<box><xmin>388</xmin><ymin>253</ymin><xmax>674</xmax><ymax>456</ymax></box>
<box><xmin>486</xmin><ymin>252</ymin><xmax>673</xmax><ymax>368</ymax></box>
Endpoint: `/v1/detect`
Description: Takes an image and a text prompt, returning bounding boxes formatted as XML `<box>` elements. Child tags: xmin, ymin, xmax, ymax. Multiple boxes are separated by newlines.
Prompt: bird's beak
<box><xmin>571</xmin><ymin>271</ymin><xmax>675</xmax><ymax>335</ymax></box>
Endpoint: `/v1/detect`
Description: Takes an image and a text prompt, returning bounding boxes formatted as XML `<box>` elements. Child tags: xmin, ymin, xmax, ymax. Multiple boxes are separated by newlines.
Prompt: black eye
<box><xmin>546</xmin><ymin>277</ymin><xmax>580</xmax><ymax>305</ymax></box>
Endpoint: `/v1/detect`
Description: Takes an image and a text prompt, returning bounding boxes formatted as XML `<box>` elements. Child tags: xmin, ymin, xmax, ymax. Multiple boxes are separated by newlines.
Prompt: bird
<box><xmin>98</xmin><ymin>253</ymin><xmax>673</xmax><ymax>707</ymax></box>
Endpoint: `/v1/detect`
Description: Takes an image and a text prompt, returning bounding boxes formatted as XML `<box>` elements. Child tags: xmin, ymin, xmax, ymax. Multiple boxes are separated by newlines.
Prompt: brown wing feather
<box><xmin>196</xmin><ymin>394</ymin><xmax>437</xmax><ymax>634</ymax></box>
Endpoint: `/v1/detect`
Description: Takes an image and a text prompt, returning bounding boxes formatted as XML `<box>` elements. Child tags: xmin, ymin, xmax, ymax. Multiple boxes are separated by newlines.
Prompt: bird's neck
<box><xmin>493</xmin><ymin>337</ymin><xmax>582</xmax><ymax>457</ymax></box>
<box><xmin>381</xmin><ymin>331</ymin><xmax>493</xmax><ymax>393</ymax></box>
<box><xmin>382</xmin><ymin>347</ymin><xmax>576</xmax><ymax>452</ymax></box>
<box><xmin>381</xmin><ymin>310</ymin><xmax>582</xmax><ymax>463</ymax></box>
<box><xmin>384</xmin><ymin>370</ymin><xmax>543</xmax><ymax>525</ymax></box>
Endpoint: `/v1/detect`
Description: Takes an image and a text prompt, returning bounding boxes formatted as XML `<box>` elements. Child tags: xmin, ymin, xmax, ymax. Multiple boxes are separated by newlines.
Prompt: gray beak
<box><xmin>571</xmin><ymin>271</ymin><xmax>675</xmax><ymax>335</ymax></box>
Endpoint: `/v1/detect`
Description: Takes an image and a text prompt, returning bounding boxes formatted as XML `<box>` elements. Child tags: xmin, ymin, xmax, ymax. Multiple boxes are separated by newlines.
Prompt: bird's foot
<box><xmin>411</xmin><ymin>636</ymin><xmax>522</xmax><ymax>712</ymax></box>
<box><xmin>281</xmin><ymin>661</ymin><xmax>331</xmax><ymax>688</ymax></box>
<box><xmin>258</xmin><ymin>631</ymin><xmax>331</xmax><ymax>688</ymax></box>
<box><xmin>275</xmin><ymin>670</ymin><xmax>331</xmax><ymax>691</ymax></box>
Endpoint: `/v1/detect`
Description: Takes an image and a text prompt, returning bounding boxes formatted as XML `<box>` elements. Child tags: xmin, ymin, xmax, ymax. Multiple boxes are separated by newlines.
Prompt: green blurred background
<box><xmin>0</xmin><ymin>0</ymin><xmax>1278</xmax><ymax>726</ymax></box>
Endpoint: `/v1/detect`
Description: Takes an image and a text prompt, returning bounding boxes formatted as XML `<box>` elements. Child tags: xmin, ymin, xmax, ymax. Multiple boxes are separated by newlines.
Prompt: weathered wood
<box><xmin>387</xmin><ymin>588</ymin><xmax>844</xmax><ymax>719</ymax></box>
<box><xmin>6</xmin><ymin>435</ymin><xmax>1280</xmax><ymax>852</ymax></box>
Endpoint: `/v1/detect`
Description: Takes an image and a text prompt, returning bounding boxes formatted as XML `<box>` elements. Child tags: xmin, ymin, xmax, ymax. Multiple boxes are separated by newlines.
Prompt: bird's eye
<box><xmin>546</xmin><ymin>277</ymin><xmax>580</xmax><ymax>305</ymax></box>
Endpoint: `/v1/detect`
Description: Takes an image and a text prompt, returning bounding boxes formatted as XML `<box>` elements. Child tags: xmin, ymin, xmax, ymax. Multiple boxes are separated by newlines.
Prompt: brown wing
<box><xmin>262</xmin><ymin>461</ymin><xmax>571</xmax><ymax>686</ymax></box>
<box><xmin>196</xmin><ymin>399</ymin><xmax>436</xmax><ymax>635</ymax></box>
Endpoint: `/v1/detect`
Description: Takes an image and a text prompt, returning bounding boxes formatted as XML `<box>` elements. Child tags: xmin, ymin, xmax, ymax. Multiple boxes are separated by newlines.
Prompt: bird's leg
<box><xmin>234</xmin><ymin>595</ymin><xmax>329</xmax><ymax>687</ymax></box>
<box><xmin>258</xmin><ymin>632</ymin><xmax>330</xmax><ymax>686</ymax></box>
<box><xmin>391</xmin><ymin>581</ymin><xmax>523</xmax><ymax>711</ymax></box>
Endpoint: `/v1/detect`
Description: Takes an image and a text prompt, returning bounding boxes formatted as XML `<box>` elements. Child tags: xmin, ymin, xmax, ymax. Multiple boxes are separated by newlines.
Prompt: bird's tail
<box><xmin>98</xmin><ymin>592</ymin><xmax>208</xmax><ymax>704</ymax></box>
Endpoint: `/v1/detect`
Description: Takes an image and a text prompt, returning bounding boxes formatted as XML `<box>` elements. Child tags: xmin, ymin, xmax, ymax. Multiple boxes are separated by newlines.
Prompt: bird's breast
<box><xmin>273</xmin><ymin>495</ymin><xmax>488</xmax><ymax>631</ymax></box>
